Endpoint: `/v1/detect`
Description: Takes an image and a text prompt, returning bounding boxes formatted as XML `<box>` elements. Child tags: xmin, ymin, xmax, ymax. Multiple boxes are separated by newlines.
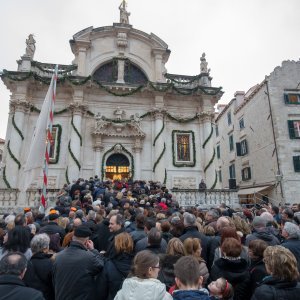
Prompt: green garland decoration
<box><xmin>153</xmin><ymin>119</ymin><xmax>165</xmax><ymax>146</ymax></box>
<box><xmin>30</xmin><ymin>105</ymin><xmax>68</xmax><ymax>115</ymax></box>
<box><xmin>210</xmin><ymin>170</ymin><xmax>218</xmax><ymax>189</ymax></box>
<box><xmin>1</xmin><ymin>70</ymin><xmax>222</xmax><ymax>96</ymax></box>
<box><xmin>165</xmin><ymin>73</ymin><xmax>202</xmax><ymax>85</ymax></box>
<box><xmin>68</xmin><ymin>140</ymin><xmax>81</xmax><ymax>170</ymax></box>
<box><xmin>202</xmin><ymin>125</ymin><xmax>213</xmax><ymax>149</ymax></box>
<box><xmin>204</xmin><ymin>148</ymin><xmax>216</xmax><ymax>173</ymax></box>
<box><xmin>172</xmin><ymin>130</ymin><xmax>196</xmax><ymax>167</ymax></box>
<box><xmin>71</xmin><ymin>116</ymin><xmax>82</xmax><ymax>146</ymax></box>
<box><xmin>12</xmin><ymin>114</ymin><xmax>24</xmax><ymax>140</ymax></box>
<box><xmin>65</xmin><ymin>167</ymin><xmax>70</xmax><ymax>185</ymax></box>
<box><xmin>101</xmin><ymin>143</ymin><xmax>134</xmax><ymax>181</ymax></box>
<box><xmin>31</xmin><ymin>61</ymin><xmax>77</xmax><ymax>74</ymax></box>
<box><xmin>2</xmin><ymin>166</ymin><xmax>11</xmax><ymax>188</ymax></box>
<box><xmin>166</xmin><ymin>112</ymin><xmax>198</xmax><ymax>123</ymax></box>
<box><xmin>49</xmin><ymin>124</ymin><xmax>62</xmax><ymax>164</ymax></box>
<box><xmin>163</xmin><ymin>168</ymin><xmax>167</xmax><ymax>185</ymax></box>
<box><xmin>87</xmin><ymin>110</ymin><xmax>95</xmax><ymax>117</ymax></box>
<box><xmin>153</xmin><ymin>142</ymin><xmax>166</xmax><ymax>172</ymax></box>
<box><xmin>140</xmin><ymin>111</ymin><xmax>151</xmax><ymax>118</ymax></box>
<box><xmin>7</xmin><ymin>140</ymin><xmax>21</xmax><ymax>170</ymax></box>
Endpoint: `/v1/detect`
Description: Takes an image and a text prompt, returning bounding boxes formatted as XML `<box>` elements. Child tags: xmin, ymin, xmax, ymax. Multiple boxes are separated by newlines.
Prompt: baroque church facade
<box><xmin>1</xmin><ymin>2</ymin><xmax>222</xmax><ymax>191</ymax></box>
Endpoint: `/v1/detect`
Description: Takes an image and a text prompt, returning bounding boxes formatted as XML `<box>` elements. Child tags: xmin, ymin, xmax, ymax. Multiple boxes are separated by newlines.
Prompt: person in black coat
<box><xmin>0</xmin><ymin>252</ymin><xmax>44</xmax><ymax>300</ymax></box>
<box><xmin>95</xmin><ymin>217</ymin><xmax>111</xmax><ymax>252</ymax></box>
<box><xmin>23</xmin><ymin>233</ymin><xmax>54</xmax><ymax>300</ymax></box>
<box><xmin>53</xmin><ymin>226</ymin><xmax>104</xmax><ymax>300</ymax></box>
<box><xmin>96</xmin><ymin>232</ymin><xmax>134</xmax><ymax>300</ymax></box>
<box><xmin>179</xmin><ymin>213</ymin><xmax>210</xmax><ymax>262</ymax></box>
<box><xmin>251</xmin><ymin>245</ymin><xmax>300</xmax><ymax>300</ymax></box>
<box><xmin>210</xmin><ymin>238</ymin><xmax>249</xmax><ymax>300</ymax></box>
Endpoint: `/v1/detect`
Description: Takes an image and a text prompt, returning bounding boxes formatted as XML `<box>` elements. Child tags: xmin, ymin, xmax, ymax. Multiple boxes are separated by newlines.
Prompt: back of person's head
<box><xmin>30</xmin><ymin>233</ymin><xmax>50</xmax><ymax>254</ymax></box>
<box><xmin>14</xmin><ymin>214</ymin><xmax>26</xmax><ymax>226</ymax></box>
<box><xmin>147</xmin><ymin>228</ymin><xmax>162</xmax><ymax>246</ymax></box>
<box><xmin>174</xmin><ymin>256</ymin><xmax>202</xmax><ymax>288</ymax></box>
<box><xmin>0</xmin><ymin>252</ymin><xmax>27</xmax><ymax>277</ymax></box>
<box><xmin>252</xmin><ymin>216</ymin><xmax>267</xmax><ymax>229</ymax></box>
<box><xmin>263</xmin><ymin>245</ymin><xmax>299</xmax><ymax>281</ymax></box>
<box><xmin>216</xmin><ymin>216</ymin><xmax>230</xmax><ymax>232</ymax></box>
<box><xmin>160</xmin><ymin>220</ymin><xmax>171</xmax><ymax>233</ymax></box>
<box><xmin>183</xmin><ymin>213</ymin><xmax>196</xmax><ymax>227</ymax></box>
<box><xmin>87</xmin><ymin>210</ymin><xmax>96</xmax><ymax>221</ymax></box>
<box><xmin>183</xmin><ymin>238</ymin><xmax>201</xmax><ymax>258</ymax></box>
<box><xmin>248</xmin><ymin>239</ymin><xmax>268</xmax><ymax>259</ymax></box>
<box><xmin>283</xmin><ymin>222</ymin><xmax>300</xmax><ymax>239</ymax></box>
<box><xmin>135</xmin><ymin>214</ymin><xmax>145</xmax><ymax>229</ymax></box>
<box><xmin>4</xmin><ymin>226</ymin><xmax>30</xmax><ymax>253</ymax></box>
<box><xmin>220</xmin><ymin>226</ymin><xmax>240</xmax><ymax>245</ymax></box>
<box><xmin>115</xmin><ymin>232</ymin><xmax>134</xmax><ymax>254</ymax></box>
<box><xmin>221</xmin><ymin>237</ymin><xmax>242</xmax><ymax>258</ymax></box>
<box><xmin>283</xmin><ymin>208</ymin><xmax>294</xmax><ymax>219</ymax></box>
<box><xmin>166</xmin><ymin>238</ymin><xmax>185</xmax><ymax>256</ymax></box>
<box><xmin>260</xmin><ymin>212</ymin><xmax>274</xmax><ymax>223</ymax></box>
<box><xmin>130</xmin><ymin>250</ymin><xmax>159</xmax><ymax>279</ymax></box>
<box><xmin>272</xmin><ymin>206</ymin><xmax>279</xmax><ymax>215</ymax></box>
<box><xmin>145</xmin><ymin>218</ymin><xmax>156</xmax><ymax>231</ymax></box>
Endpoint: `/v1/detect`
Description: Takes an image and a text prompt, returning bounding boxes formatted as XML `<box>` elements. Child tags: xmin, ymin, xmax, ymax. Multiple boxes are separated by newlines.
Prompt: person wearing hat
<box><xmin>39</xmin><ymin>210</ymin><xmax>66</xmax><ymax>242</ymax></box>
<box><xmin>53</xmin><ymin>225</ymin><xmax>104</xmax><ymax>300</ymax></box>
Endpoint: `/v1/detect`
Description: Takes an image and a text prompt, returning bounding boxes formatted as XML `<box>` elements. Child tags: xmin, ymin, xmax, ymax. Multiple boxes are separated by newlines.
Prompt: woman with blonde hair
<box><xmin>251</xmin><ymin>245</ymin><xmax>300</xmax><ymax>300</ymax></box>
<box><xmin>114</xmin><ymin>250</ymin><xmax>172</xmax><ymax>300</ymax></box>
<box><xmin>183</xmin><ymin>238</ymin><xmax>209</xmax><ymax>284</ymax></box>
<box><xmin>158</xmin><ymin>238</ymin><xmax>185</xmax><ymax>290</ymax></box>
<box><xmin>96</xmin><ymin>232</ymin><xmax>134</xmax><ymax>300</ymax></box>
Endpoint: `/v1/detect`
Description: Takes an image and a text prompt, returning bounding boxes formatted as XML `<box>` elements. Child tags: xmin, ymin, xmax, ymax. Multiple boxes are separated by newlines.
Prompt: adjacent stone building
<box><xmin>215</xmin><ymin>60</ymin><xmax>300</xmax><ymax>205</ymax></box>
<box><xmin>0</xmin><ymin>2</ymin><xmax>222</xmax><ymax>192</ymax></box>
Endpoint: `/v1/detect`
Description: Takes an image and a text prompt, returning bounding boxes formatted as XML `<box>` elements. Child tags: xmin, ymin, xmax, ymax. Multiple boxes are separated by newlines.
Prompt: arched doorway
<box><xmin>105</xmin><ymin>153</ymin><xmax>130</xmax><ymax>180</ymax></box>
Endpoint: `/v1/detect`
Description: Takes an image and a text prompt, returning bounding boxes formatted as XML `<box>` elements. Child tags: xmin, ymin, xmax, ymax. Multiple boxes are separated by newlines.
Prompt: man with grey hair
<box><xmin>23</xmin><ymin>233</ymin><xmax>54</xmax><ymax>299</ymax></box>
<box><xmin>245</xmin><ymin>216</ymin><xmax>280</xmax><ymax>246</ymax></box>
<box><xmin>0</xmin><ymin>252</ymin><xmax>44</xmax><ymax>299</ymax></box>
<box><xmin>282</xmin><ymin>222</ymin><xmax>300</xmax><ymax>271</ymax></box>
<box><xmin>146</xmin><ymin>228</ymin><xmax>165</xmax><ymax>254</ymax></box>
<box><xmin>179</xmin><ymin>212</ymin><xmax>210</xmax><ymax>262</ymax></box>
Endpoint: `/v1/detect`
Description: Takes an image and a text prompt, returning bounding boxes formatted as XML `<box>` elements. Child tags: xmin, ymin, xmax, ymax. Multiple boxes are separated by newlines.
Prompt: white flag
<box><xmin>22</xmin><ymin>72</ymin><xmax>56</xmax><ymax>191</ymax></box>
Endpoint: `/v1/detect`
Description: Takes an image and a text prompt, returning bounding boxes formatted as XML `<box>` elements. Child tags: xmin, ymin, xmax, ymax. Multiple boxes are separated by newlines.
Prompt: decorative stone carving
<box><xmin>25</xmin><ymin>34</ymin><xmax>36</xmax><ymax>59</ymax></box>
<box><xmin>151</xmin><ymin>107</ymin><xmax>166</xmax><ymax>120</ymax></box>
<box><xmin>198</xmin><ymin>111</ymin><xmax>214</xmax><ymax>123</ymax></box>
<box><xmin>119</xmin><ymin>0</ymin><xmax>130</xmax><ymax>24</ymax></box>
<box><xmin>114</xmin><ymin>107</ymin><xmax>125</xmax><ymax>120</ymax></box>
<box><xmin>132</xmin><ymin>138</ymin><xmax>143</xmax><ymax>152</ymax></box>
<box><xmin>69</xmin><ymin>102</ymin><xmax>88</xmax><ymax>115</ymax></box>
<box><xmin>117</xmin><ymin>32</ymin><xmax>128</xmax><ymax>48</ymax></box>
<box><xmin>114</xmin><ymin>144</ymin><xmax>123</xmax><ymax>153</ymax></box>
<box><xmin>9</xmin><ymin>99</ymin><xmax>31</xmax><ymax>113</ymax></box>
<box><xmin>200</xmin><ymin>53</ymin><xmax>209</xmax><ymax>73</ymax></box>
<box><xmin>173</xmin><ymin>176</ymin><xmax>197</xmax><ymax>189</ymax></box>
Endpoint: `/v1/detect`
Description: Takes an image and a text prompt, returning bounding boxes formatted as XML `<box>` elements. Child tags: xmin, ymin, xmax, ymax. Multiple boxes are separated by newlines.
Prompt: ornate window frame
<box><xmin>172</xmin><ymin>130</ymin><xmax>196</xmax><ymax>167</ymax></box>
<box><xmin>49</xmin><ymin>124</ymin><xmax>62</xmax><ymax>164</ymax></box>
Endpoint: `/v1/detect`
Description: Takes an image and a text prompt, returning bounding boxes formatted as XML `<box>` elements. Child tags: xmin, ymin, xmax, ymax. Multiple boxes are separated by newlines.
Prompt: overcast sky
<box><xmin>1</xmin><ymin>0</ymin><xmax>300</xmax><ymax>139</ymax></box>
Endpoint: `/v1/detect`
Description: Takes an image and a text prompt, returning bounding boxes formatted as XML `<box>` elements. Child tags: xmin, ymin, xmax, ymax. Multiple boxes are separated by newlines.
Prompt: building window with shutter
<box><xmin>236</xmin><ymin>139</ymin><xmax>248</xmax><ymax>156</ymax></box>
<box><xmin>242</xmin><ymin>167</ymin><xmax>251</xmax><ymax>181</ymax></box>
<box><xmin>227</xmin><ymin>112</ymin><xmax>232</xmax><ymax>125</ymax></box>
<box><xmin>284</xmin><ymin>93</ymin><xmax>300</xmax><ymax>104</ymax></box>
<box><xmin>288</xmin><ymin>120</ymin><xmax>300</xmax><ymax>139</ymax></box>
<box><xmin>229</xmin><ymin>164</ymin><xmax>236</xmax><ymax>179</ymax></box>
<box><xmin>239</xmin><ymin>118</ymin><xmax>245</xmax><ymax>130</ymax></box>
<box><xmin>217</xmin><ymin>145</ymin><xmax>220</xmax><ymax>159</ymax></box>
<box><xmin>293</xmin><ymin>156</ymin><xmax>300</xmax><ymax>172</ymax></box>
<box><xmin>229</xmin><ymin>134</ymin><xmax>234</xmax><ymax>151</ymax></box>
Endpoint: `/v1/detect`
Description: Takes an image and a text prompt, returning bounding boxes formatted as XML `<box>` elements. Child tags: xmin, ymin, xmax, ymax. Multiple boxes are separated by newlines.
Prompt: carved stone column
<box><xmin>93</xmin><ymin>136</ymin><xmax>104</xmax><ymax>178</ymax></box>
<box><xmin>67</xmin><ymin>99</ymin><xmax>87</xmax><ymax>181</ymax></box>
<box><xmin>152</xmin><ymin>49</ymin><xmax>165</xmax><ymax>82</ymax></box>
<box><xmin>117</xmin><ymin>59</ymin><xmax>125</xmax><ymax>84</ymax></box>
<box><xmin>133</xmin><ymin>138</ymin><xmax>143</xmax><ymax>180</ymax></box>
<box><xmin>152</xmin><ymin>107</ymin><xmax>166</xmax><ymax>183</ymax></box>
<box><xmin>199</xmin><ymin>109</ymin><xmax>215</xmax><ymax>189</ymax></box>
<box><xmin>6</xmin><ymin>98</ymin><xmax>30</xmax><ymax>188</ymax></box>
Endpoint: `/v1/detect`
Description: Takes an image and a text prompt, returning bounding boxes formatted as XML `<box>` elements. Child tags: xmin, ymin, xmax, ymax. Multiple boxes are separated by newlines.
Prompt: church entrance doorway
<box><xmin>105</xmin><ymin>153</ymin><xmax>130</xmax><ymax>180</ymax></box>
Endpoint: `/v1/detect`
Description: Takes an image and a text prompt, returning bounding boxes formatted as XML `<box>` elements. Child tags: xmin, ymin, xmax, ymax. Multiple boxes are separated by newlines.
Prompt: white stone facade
<box><xmin>215</xmin><ymin>60</ymin><xmax>300</xmax><ymax>205</ymax></box>
<box><xmin>1</xmin><ymin>11</ymin><xmax>222</xmax><ymax>191</ymax></box>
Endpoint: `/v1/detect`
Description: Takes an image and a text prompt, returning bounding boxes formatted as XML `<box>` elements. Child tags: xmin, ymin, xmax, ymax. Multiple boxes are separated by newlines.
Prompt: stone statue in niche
<box><xmin>119</xmin><ymin>0</ymin><xmax>130</xmax><ymax>24</ymax></box>
<box><xmin>25</xmin><ymin>34</ymin><xmax>36</xmax><ymax>59</ymax></box>
<box><xmin>114</xmin><ymin>107</ymin><xmax>125</xmax><ymax>120</ymax></box>
<box><xmin>200</xmin><ymin>53</ymin><xmax>208</xmax><ymax>73</ymax></box>
<box><xmin>95</xmin><ymin>112</ymin><xmax>107</xmax><ymax>130</ymax></box>
<box><xmin>130</xmin><ymin>113</ymin><xmax>141</xmax><ymax>126</ymax></box>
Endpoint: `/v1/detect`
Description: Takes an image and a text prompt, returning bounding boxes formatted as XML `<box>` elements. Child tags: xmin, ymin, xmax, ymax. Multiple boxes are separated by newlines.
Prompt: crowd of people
<box><xmin>0</xmin><ymin>176</ymin><xmax>300</xmax><ymax>300</ymax></box>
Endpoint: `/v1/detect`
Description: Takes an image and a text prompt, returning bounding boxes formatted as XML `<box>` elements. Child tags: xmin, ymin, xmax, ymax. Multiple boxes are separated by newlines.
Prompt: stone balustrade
<box><xmin>0</xmin><ymin>189</ymin><xmax>60</xmax><ymax>214</ymax></box>
<box><xmin>171</xmin><ymin>189</ymin><xmax>239</xmax><ymax>208</ymax></box>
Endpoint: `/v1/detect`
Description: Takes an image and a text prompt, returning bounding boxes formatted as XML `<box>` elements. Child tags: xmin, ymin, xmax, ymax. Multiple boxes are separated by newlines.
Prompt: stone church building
<box><xmin>1</xmin><ymin>2</ymin><xmax>222</xmax><ymax>191</ymax></box>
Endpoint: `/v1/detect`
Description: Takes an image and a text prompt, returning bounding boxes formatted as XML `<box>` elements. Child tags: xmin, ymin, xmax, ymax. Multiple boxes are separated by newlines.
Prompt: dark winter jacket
<box><xmin>135</xmin><ymin>236</ymin><xmax>167</xmax><ymax>253</ymax></box>
<box><xmin>210</xmin><ymin>257</ymin><xmax>249</xmax><ymax>300</ymax></box>
<box><xmin>106</xmin><ymin>227</ymin><xmax>125</xmax><ymax>259</ymax></box>
<box><xmin>245</xmin><ymin>230</ymin><xmax>280</xmax><ymax>246</ymax></box>
<box><xmin>39</xmin><ymin>222</ymin><xmax>66</xmax><ymax>241</ymax></box>
<box><xmin>53</xmin><ymin>241</ymin><xmax>104</xmax><ymax>300</ymax></box>
<box><xmin>0</xmin><ymin>274</ymin><xmax>44</xmax><ymax>300</ymax></box>
<box><xmin>281</xmin><ymin>239</ymin><xmax>300</xmax><ymax>271</ymax></box>
<box><xmin>95</xmin><ymin>219</ymin><xmax>111</xmax><ymax>251</ymax></box>
<box><xmin>130</xmin><ymin>228</ymin><xmax>147</xmax><ymax>244</ymax></box>
<box><xmin>158</xmin><ymin>254</ymin><xmax>182</xmax><ymax>290</ymax></box>
<box><xmin>173</xmin><ymin>289</ymin><xmax>212</xmax><ymax>300</ymax></box>
<box><xmin>96</xmin><ymin>252</ymin><xmax>134</xmax><ymax>300</ymax></box>
<box><xmin>23</xmin><ymin>252</ymin><xmax>54</xmax><ymax>300</ymax></box>
<box><xmin>251</xmin><ymin>276</ymin><xmax>300</xmax><ymax>300</ymax></box>
<box><xmin>179</xmin><ymin>226</ymin><xmax>211</xmax><ymax>262</ymax></box>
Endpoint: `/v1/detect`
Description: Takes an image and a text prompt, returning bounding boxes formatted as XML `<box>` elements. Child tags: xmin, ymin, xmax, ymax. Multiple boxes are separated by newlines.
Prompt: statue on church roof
<box><xmin>25</xmin><ymin>34</ymin><xmax>36</xmax><ymax>59</ymax></box>
<box><xmin>114</xmin><ymin>107</ymin><xmax>125</xmax><ymax>120</ymax></box>
<box><xmin>119</xmin><ymin>0</ymin><xmax>130</xmax><ymax>24</ymax></box>
<box><xmin>200</xmin><ymin>52</ymin><xmax>208</xmax><ymax>73</ymax></box>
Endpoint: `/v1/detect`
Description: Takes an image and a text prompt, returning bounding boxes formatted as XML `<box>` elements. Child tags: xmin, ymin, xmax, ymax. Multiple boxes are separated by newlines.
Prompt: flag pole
<box><xmin>41</xmin><ymin>65</ymin><xmax>58</xmax><ymax>209</ymax></box>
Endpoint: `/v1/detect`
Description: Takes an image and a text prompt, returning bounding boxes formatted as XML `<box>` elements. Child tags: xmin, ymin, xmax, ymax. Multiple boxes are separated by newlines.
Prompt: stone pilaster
<box><xmin>132</xmin><ymin>138</ymin><xmax>143</xmax><ymax>180</ymax></box>
<box><xmin>93</xmin><ymin>136</ymin><xmax>104</xmax><ymax>178</ymax></box>
<box><xmin>76</xmin><ymin>40</ymin><xmax>91</xmax><ymax>76</ymax></box>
